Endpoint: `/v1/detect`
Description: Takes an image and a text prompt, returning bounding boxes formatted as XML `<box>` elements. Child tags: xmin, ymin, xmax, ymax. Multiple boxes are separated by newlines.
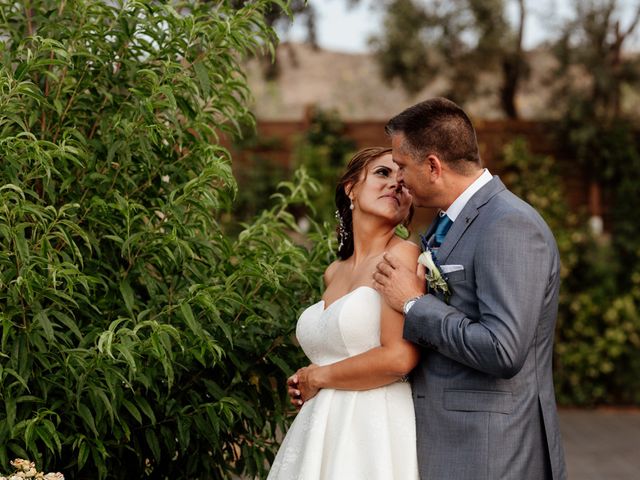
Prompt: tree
<box><xmin>230</xmin><ymin>0</ymin><xmax>317</xmax><ymax>79</ymax></box>
<box><xmin>553</xmin><ymin>0</ymin><xmax>640</xmax><ymax>283</ymax></box>
<box><xmin>369</xmin><ymin>0</ymin><xmax>528</xmax><ymax>118</ymax></box>
<box><xmin>555</xmin><ymin>0</ymin><xmax>640</xmax><ymax>122</ymax></box>
<box><xmin>0</xmin><ymin>1</ymin><xmax>331</xmax><ymax>478</ymax></box>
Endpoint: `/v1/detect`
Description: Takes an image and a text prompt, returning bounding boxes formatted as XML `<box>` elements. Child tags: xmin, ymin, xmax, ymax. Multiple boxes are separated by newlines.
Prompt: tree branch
<box><xmin>621</xmin><ymin>3</ymin><xmax>640</xmax><ymax>40</ymax></box>
<box><xmin>516</xmin><ymin>0</ymin><xmax>526</xmax><ymax>55</ymax></box>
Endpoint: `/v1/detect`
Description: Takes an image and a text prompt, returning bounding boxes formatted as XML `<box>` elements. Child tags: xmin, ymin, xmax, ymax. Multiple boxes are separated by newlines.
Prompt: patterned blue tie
<box><xmin>433</xmin><ymin>214</ymin><xmax>453</xmax><ymax>247</ymax></box>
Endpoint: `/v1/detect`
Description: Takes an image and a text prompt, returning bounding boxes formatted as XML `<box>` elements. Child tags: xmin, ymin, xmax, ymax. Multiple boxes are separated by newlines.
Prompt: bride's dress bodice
<box><xmin>267</xmin><ymin>285</ymin><xmax>419</xmax><ymax>480</ymax></box>
<box><xmin>296</xmin><ymin>286</ymin><xmax>381</xmax><ymax>366</ymax></box>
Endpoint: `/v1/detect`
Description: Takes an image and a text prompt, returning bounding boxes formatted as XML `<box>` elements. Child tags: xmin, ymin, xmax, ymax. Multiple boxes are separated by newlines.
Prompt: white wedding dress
<box><xmin>268</xmin><ymin>286</ymin><xmax>419</xmax><ymax>480</ymax></box>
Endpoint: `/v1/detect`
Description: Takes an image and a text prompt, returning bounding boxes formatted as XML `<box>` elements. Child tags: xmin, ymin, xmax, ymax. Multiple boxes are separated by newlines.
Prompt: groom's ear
<box><xmin>425</xmin><ymin>154</ymin><xmax>443</xmax><ymax>181</ymax></box>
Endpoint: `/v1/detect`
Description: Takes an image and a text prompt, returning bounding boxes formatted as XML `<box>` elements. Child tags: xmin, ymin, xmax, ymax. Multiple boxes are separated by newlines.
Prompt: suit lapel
<box><xmin>436</xmin><ymin>176</ymin><xmax>506</xmax><ymax>263</ymax></box>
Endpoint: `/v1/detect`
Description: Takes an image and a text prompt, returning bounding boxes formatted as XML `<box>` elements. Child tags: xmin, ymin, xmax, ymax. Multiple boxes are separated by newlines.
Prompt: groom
<box><xmin>373</xmin><ymin>98</ymin><xmax>567</xmax><ymax>480</ymax></box>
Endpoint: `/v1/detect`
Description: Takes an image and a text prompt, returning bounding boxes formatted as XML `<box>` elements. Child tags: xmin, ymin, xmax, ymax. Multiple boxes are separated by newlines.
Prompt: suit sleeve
<box><xmin>403</xmin><ymin>212</ymin><xmax>556</xmax><ymax>379</ymax></box>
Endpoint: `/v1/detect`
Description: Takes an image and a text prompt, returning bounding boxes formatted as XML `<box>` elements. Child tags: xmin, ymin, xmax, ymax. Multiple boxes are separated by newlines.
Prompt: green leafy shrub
<box><xmin>556</xmin><ymin>266</ymin><xmax>640</xmax><ymax>405</ymax></box>
<box><xmin>560</xmin><ymin>110</ymin><xmax>640</xmax><ymax>284</ymax></box>
<box><xmin>0</xmin><ymin>1</ymin><xmax>333</xmax><ymax>478</ymax></box>
<box><xmin>554</xmin><ymin>97</ymin><xmax>640</xmax><ymax>404</ymax></box>
<box><xmin>501</xmin><ymin>138</ymin><xmax>640</xmax><ymax>405</ymax></box>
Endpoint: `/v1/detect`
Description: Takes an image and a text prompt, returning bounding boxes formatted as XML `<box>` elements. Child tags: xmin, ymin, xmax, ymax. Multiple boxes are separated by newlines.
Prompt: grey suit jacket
<box><xmin>404</xmin><ymin>177</ymin><xmax>567</xmax><ymax>480</ymax></box>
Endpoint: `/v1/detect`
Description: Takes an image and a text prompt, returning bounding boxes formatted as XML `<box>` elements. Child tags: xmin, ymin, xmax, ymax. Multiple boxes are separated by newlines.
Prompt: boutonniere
<box><xmin>418</xmin><ymin>248</ymin><xmax>450</xmax><ymax>302</ymax></box>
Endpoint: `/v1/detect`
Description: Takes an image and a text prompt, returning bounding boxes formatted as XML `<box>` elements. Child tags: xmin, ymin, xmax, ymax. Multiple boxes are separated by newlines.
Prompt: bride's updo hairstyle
<box><xmin>335</xmin><ymin>147</ymin><xmax>413</xmax><ymax>260</ymax></box>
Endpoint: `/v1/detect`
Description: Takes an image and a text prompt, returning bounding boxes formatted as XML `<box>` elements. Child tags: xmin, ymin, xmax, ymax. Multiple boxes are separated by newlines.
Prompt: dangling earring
<box><xmin>349</xmin><ymin>199</ymin><xmax>354</xmax><ymax>210</ymax></box>
<box><xmin>335</xmin><ymin>209</ymin><xmax>348</xmax><ymax>251</ymax></box>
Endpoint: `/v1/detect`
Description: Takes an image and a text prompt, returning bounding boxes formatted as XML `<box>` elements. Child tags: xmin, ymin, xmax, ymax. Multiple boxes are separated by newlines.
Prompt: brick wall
<box><xmin>229</xmin><ymin>118</ymin><xmax>596</xmax><ymax>229</ymax></box>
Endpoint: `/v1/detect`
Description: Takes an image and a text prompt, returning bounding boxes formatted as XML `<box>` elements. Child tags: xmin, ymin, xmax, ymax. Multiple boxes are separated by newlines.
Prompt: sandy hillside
<box><xmin>244</xmin><ymin>42</ymin><xmax>576</xmax><ymax>121</ymax></box>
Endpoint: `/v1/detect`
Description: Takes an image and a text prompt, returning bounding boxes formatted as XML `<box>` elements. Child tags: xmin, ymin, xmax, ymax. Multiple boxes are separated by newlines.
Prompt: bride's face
<box><xmin>349</xmin><ymin>153</ymin><xmax>412</xmax><ymax>225</ymax></box>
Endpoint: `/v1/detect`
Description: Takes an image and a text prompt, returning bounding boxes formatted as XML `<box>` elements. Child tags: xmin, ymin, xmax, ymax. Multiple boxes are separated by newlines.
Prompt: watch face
<box><xmin>404</xmin><ymin>300</ymin><xmax>416</xmax><ymax>314</ymax></box>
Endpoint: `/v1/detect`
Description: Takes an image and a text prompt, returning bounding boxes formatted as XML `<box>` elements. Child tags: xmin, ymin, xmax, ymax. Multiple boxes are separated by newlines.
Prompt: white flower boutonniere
<box><xmin>418</xmin><ymin>248</ymin><xmax>450</xmax><ymax>302</ymax></box>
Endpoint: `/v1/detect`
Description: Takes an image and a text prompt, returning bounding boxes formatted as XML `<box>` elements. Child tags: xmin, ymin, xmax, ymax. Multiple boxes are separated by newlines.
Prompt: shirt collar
<box><xmin>442</xmin><ymin>169</ymin><xmax>493</xmax><ymax>222</ymax></box>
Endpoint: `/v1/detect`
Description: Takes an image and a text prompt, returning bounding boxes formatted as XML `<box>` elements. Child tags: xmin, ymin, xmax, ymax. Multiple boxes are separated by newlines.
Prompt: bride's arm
<box><xmin>291</xmin><ymin>241</ymin><xmax>423</xmax><ymax>404</ymax></box>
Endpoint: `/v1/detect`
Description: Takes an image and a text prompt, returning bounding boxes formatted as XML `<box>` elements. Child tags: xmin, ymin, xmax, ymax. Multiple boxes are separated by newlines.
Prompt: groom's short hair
<box><xmin>385</xmin><ymin>98</ymin><xmax>482</xmax><ymax>174</ymax></box>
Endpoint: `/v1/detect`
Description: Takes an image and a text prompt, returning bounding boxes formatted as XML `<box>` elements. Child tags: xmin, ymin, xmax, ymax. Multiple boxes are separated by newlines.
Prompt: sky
<box><xmin>283</xmin><ymin>0</ymin><xmax>639</xmax><ymax>53</ymax></box>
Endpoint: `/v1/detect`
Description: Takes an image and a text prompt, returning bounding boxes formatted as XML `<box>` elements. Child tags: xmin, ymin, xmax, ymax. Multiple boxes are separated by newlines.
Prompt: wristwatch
<box><xmin>403</xmin><ymin>296</ymin><xmax>422</xmax><ymax>315</ymax></box>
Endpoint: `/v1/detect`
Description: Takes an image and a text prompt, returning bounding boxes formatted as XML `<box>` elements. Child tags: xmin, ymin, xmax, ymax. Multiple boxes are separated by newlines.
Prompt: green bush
<box><xmin>555</xmin><ymin>97</ymin><xmax>640</xmax><ymax>404</ymax></box>
<box><xmin>560</xmin><ymin>111</ymin><xmax>640</xmax><ymax>284</ymax></box>
<box><xmin>556</xmin><ymin>267</ymin><xmax>640</xmax><ymax>405</ymax></box>
<box><xmin>501</xmin><ymin>138</ymin><xmax>640</xmax><ymax>406</ymax></box>
<box><xmin>0</xmin><ymin>1</ymin><xmax>332</xmax><ymax>478</ymax></box>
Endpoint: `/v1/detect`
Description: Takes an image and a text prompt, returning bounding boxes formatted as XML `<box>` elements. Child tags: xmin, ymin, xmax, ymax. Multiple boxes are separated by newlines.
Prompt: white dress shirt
<box><xmin>441</xmin><ymin>169</ymin><xmax>493</xmax><ymax>221</ymax></box>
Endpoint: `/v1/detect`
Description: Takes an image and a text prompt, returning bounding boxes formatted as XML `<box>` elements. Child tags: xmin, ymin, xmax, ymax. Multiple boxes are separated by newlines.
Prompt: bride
<box><xmin>268</xmin><ymin>147</ymin><xmax>422</xmax><ymax>479</ymax></box>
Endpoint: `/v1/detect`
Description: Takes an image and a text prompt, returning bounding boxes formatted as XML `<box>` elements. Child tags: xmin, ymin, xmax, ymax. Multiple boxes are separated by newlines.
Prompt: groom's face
<box><xmin>391</xmin><ymin>133</ymin><xmax>432</xmax><ymax>208</ymax></box>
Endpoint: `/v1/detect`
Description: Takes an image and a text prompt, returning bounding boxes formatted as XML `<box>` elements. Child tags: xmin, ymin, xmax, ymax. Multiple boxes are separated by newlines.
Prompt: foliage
<box><xmin>556</xmin><ymin>246</ymin><xmax>640</xmax><ymax>405</ymax></box>
<box><xmin>568</xmin><ymin>120</ymin><xmax>640</xmax><ymax>284</ymax></box>
<box><xmin>292</xmin><ymin>109</ymin><xmax>356</xmax><ymax>222</ymax></box>
<box><xmin>0</xmin><ymin>1</ymin><xmax>333</xmax><ymax>478</ymax></box>
<box><xmin>548</xmin><ymin>2</ymin><xmax>640</xmax><ymax>404</ymax></box>
<box><xmin>553</xmin><ymin>0</ymin><xmax>640</xmax><ymax>284</ymax></box>
<box><xmin>501</xmin><ymin>138</ymin><xmax>640</xmax><ymax>406</ymax></box>
<box><xmin>233</xmin><ymin>0</ymin><xmax>316</xmax><ymax>79</ymax></box>
<box><xmin>369</xmin><ymin>0</ymin><xmax>528</xmax><ymax>118</ymax></box>
<box><xmin>230</xmin><ymin>108</ymin><xmax>357</xmax><ymax>233</ymax></box>
<box><xmin>553</xmin><ymin>0</ymin><xmax>640</xmax><ymax>123</ymax></box>
<box><xmin>229</xmin><ymin>131</ymin><xmax>289</xmax><ymax>226</ymax></box>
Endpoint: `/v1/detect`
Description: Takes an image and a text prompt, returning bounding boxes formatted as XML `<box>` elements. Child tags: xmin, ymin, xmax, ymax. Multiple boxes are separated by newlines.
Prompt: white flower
<box><xmin>43</xmin><ymin>474</ymin><xmax>64</xmax><ymax>480</ymax></box>
<box><xmin>161</xmin><ymin>175</ymin><xmax>170</xmax><ymax>183</ymax></box>
<box><xmin>9</xmin><ymin>461</ymin><xmax>33</xmax><ymax>473</ymax></box>
<box><xmin>3</xmin><ymin>459</ymin><xmax>64</xmax><ymax>480</ymax></box>
<box><xmin>297</xmin><ymin>216</ymin><xmax>310</xmax><ymax>233</ymax></box>
<box><xmin>418</xmin><ymin>250</ymin><xmax>450</xmax><ymax>301</ymax></box>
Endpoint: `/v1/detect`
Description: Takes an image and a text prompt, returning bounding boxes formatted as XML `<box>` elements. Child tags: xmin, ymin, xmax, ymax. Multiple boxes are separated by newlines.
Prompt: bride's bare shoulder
<box><xmin>388</xmin><ymin>238</ymin><xmax>420</xmax><ymax>267</ymax></box>
<box><xmin>323</xmin><ymin>259</ymin><xmax>343</xmax><ymax>287</ymax></box>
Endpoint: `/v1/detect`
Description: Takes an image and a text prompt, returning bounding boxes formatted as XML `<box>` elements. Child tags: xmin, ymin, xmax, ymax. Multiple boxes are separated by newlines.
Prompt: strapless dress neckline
<box><xmin>319</xmin><ymin>285</ymin><xmax>377</xmax><ymax>312</ymax></box>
